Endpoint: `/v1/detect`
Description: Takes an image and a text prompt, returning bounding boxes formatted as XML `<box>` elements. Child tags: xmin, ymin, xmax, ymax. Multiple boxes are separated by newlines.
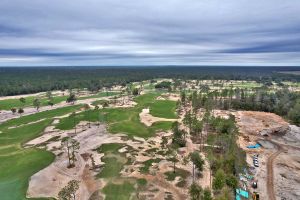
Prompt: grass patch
<box><xmin>78</xmin><ymin>91</ymin><xmax>119</xmax><ymax>100</ymax></box>
<box><xmin>97</xmin><ymin>143</ymin><xmax>123</xmax><ymax>154</ymax></box>
<box><xmin>97</xmin><ymin>143</ymin><xmax>126</xmax><ymax>179</ymax></box>
<box><xmin>137</xmin><ymin>178</ymin><xmax>147</xmax><ymax>187</ymax></box>
<box><xmin>150</xmin><ymin>100</ymin><xmax>177</xmax><ymax>119</ymax></box>
<box><xmin>139</xmin><ymin>158</ymin><xmax>161</xmax><ymax>174</ymax></box>
<box><xmin>56</xmin><ymin>109</ymin><xmax>104</xmax><ymax>130</ymax></box>
<box><xmin>164</xmin><ymin>168</ymin><xmax>190</xmax><ymax>188</ymax></box>
<box><xmin>97</xmin><ymin>155</ymin><xmax>126</xmax><ymax>178</ymax></box>
<box><xmin>91</xmin><ymin>100</ymin><xmax>109</xmax><ymax>106</ymax></box>
<box><xmin>102</xmin><ymin>181</ymin><xmax>135</xmax><ymax>200</ymax></box>
<box><xmin>164</xmin><ymin>168</ymin><xmax>190</xmax><ymax>181</ymax></box>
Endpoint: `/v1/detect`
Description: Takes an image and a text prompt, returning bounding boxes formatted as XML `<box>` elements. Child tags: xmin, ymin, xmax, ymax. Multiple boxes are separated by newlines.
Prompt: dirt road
<box><xmin>266</xmin><ymin>141</ymin><xmax>284</xmax><ymax>200</ymax></box>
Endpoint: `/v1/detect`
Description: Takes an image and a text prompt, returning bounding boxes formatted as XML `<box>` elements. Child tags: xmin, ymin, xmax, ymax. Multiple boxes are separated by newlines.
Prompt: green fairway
<box><xmin>56</xmin><ymin>93</ymin><xmax>174</xmax><ymax>138</ymax></box>
<box><xmin>149</xmin><ymin>100</ymin><xmax>177</xmax><ymax>118</ymax></box>
<box><xmin>0</xmin><ymin>120</ymin><xmax>55</xmax><ymax>200</ymax></box>
<box><xmin>0</xmin><ymin>105</ymin><xmax>86</xmax><ymax>200</ymax></box>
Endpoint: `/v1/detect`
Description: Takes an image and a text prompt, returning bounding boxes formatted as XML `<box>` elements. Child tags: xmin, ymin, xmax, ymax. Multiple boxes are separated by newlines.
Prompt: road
<box><xmin>266</xmin><ymin>141</ymin><xmax>284</xmax><ymax>200</ymax></box>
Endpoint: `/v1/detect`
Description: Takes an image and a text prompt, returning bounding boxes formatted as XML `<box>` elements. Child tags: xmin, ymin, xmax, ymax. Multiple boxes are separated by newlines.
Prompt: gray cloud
<box><xmin>0</xmin><ymin>0</ymin><xmax>299</xmax><ymax>66</ymax></box>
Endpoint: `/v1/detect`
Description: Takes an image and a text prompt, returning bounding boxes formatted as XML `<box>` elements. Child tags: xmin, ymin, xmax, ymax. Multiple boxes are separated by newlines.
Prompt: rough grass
<box><xmin>150</xmin><ymin>100</ymin><xmax>177</xmax><ymax>119</ymax></box>
<box><xmin>102</xmin><ymin>181</ymin><xmax>135</xmax><ymax>200</ymax></box>
<box><xmin>78</xmin><ymin>91</ymin><xmax>119</xmax><ymax>100</ymax></box>
<box><xmin>139</xmin><ymin>158</ymin><xmax>161</xmax><ymax>174</ymax></box>
<box><xmin>97</xmin><ymin>143</ymin><xmax>126</xmax><ymax>179</ymax></box>
<box><xmin>97</xmin><ymin>143</ymin><xmax>123</xmax><ymax>153</ymax></box>
<box><xmin>164</xmin><ymin>168</ymin><xmax>190</xmax><ymax>181</ymax></box>
<box><xmin>164</xmin><ymin>168</ymin><xmax>190</xmax><ymax>188</ymax></box>
<box><xmin>91</xmin><ymin>100</ymin><xmax>109</xmax><ymax>106</ymax></box>
<box><xmin>97</xmin><ymin>143</ymin><xmax>136</xmax><ymax>199</ymax></box>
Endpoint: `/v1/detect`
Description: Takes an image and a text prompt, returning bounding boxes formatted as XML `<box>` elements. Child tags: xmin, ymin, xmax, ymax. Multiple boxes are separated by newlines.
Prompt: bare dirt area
<box><xmin>109</xmin><ymin>96</ymin><xmax>137</xmax><ymax>108</ymax></box>
<box><xmin>139</xmin><ymin>108</ymin><xmax>177</xmax><ymax>126</ymax></box>
<box><xmin>235</xmin><ymin>111</ymin><xmax>289</xmax><ymax>136</ymax></box>
<box><xmin>235</xmin><ymin>110</ymin><xmax>300</xmax><ymax>200</ymax></box>
<box><xmin>274</xmin><ymin>149</ymin><xmax>300</xmax><ymax>200</ymax></box>
<box><xmin>26</xmin><ymin>119</ymin><xmax>204</xmax><ymax>200</ymax></box>
<box><xmin>156</xmin><ymin>93</ymin><xmax>180</xmax><ymax>101</ymax></box>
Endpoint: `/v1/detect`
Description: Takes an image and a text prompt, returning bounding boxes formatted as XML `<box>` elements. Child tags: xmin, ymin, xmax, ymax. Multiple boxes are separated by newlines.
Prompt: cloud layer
<box><xmin>0</xmin><ymin>0</ymin><xmax>299</xmax><ymax>66</ymax></box>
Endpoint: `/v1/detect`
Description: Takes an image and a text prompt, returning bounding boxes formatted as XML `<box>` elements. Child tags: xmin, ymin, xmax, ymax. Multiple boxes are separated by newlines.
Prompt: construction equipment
<box><xmin>252</xmin><ymin>181</ymin><xmax>258</xmax><ymax>189</ymax></box>
<box><xmin>252</xmin><ymin>192</ymin><xmax>260</xmax><ymax>200</ymax></box>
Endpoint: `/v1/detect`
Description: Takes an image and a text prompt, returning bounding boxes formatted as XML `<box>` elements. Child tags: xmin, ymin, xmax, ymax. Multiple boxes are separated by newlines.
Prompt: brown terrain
<box><xmin>235</xmin><ymin>111</ymin><xmax>300</xmax><ymax>200</ymax></box>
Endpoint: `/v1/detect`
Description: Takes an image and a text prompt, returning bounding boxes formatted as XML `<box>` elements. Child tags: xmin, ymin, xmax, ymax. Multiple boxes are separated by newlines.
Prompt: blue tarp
<box><xmin>236</xmin><ymin>188</ymin><xmax>249</xmax><ymax>199</ymax></box>
<box><xmin>247</xmin><ymin>143</ymin><xmax>261</xmax><ymax>149</ymax></box>
<box><xmin>236</xmin><ymin>194</ymin><xmax>241</xmax><ymax>200</ymax></box>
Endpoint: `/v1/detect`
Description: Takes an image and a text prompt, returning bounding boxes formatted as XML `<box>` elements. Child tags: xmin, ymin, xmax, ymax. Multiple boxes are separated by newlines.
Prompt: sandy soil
<box><xmin>157</xmin><ymin>93</ymin><xmax>180</xmax><ymax>101</ymax></box>
<box><xmin>0</xmin><ymin>92</ymin><xmax>45</xmax><ymax>101</ymax></box>
<box><xmin>26</xmin><ymin>124</ymin><xmax>124</xmax><ymax>199</ymax></box>
<box><xmin>109</xmin><ymin>96</ymin><xmax>137</xmax><ymax>108</ymax></box>
<box><xmin>274</xmin><ymin>149</ymin><xmax>300</xmax><ymax>200</ymax></box>
<box><xmin>139</xmin><ymin>108</ymin><xmax>177</xmax><ymax>126</ymax></box>
<box><xmin>235</xmin><ymin>110</ymin><xmax>300</xmax><ymax>200</ymax></box>
<box><xmin>235</xmin><ymin>111</ymin><xmax>289</xmax><ymax>136</ymax></box>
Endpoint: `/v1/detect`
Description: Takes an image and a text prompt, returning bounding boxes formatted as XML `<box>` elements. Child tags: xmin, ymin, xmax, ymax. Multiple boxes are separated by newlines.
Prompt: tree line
<box><xmin>1</xmin><ymin>66</ymin><xmax>299</xmax><ymax>96</ymax></box>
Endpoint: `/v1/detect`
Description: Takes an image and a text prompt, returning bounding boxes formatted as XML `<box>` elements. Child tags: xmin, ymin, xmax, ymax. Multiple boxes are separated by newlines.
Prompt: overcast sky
<box><xmin>0</xmin><ymin>0</ymin><xmax>299</xmax><ymax>66</ymax></box>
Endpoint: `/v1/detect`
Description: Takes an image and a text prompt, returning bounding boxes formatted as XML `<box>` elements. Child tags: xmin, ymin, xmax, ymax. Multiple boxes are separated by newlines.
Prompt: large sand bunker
<box><xmin>139</xmin><ymin>108</ymin><xmax>177</xmax><ymax>126</ymax></box>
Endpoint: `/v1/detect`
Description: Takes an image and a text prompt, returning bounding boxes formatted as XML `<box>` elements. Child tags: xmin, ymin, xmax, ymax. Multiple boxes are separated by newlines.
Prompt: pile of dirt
<box><xmin>235</xmin><ymin>111</ymin><xmax>289</xmax><ymax>136</ymax></box>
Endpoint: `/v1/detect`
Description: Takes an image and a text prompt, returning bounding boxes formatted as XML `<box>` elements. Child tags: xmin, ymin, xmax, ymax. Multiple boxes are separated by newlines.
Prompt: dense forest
<box><xmin>0</xmin><ymin>66</ymin><xmax>299</xmax><ymax>96</ymax></box>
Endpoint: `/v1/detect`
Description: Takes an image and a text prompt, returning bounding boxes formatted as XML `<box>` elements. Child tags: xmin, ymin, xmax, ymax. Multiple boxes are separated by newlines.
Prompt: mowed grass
<box><xmin>0</xmin><ymin>105</ymin><xmax>85</xmax><ymax>199</ymax></box>
<box><xmin>55</xmin><ymin>108</ymin><xmax>103</xmax><ymax>130</ymax></box>
<box><xmin>56</xmin><ymin>92</ymin><xmax>174</xmax><ymax>138</ymax></box>
<box><xmin>149</xmin><ymin>100</ymin><xmax>177</xmax><ymax>119</ymax></box>
<box><xmin>0</xmin><ymin>120</ymin><xmax>55</xmax><ymax>200</ymax></box>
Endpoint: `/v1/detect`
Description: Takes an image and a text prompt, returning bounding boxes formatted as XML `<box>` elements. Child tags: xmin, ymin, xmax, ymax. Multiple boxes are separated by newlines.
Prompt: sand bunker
<box><xmin>139</xmin><ymin>108</ymin><xmax>177</xmax><ymax>126</ymax></box>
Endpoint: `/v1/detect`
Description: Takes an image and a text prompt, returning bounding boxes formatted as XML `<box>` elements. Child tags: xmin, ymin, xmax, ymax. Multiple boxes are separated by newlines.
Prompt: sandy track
<box><xmin>266</xmin><ymin>140</ymin><xmax>284</xmax><ymax>200</ymax></box>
